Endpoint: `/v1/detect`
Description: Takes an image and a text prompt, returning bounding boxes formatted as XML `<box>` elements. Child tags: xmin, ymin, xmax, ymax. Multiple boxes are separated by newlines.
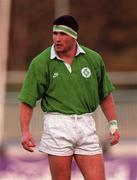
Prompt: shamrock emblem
<box><xmin>81</xmin><ymin>67</ymin><xmax>91</xmax><ymax>78</ymax></box>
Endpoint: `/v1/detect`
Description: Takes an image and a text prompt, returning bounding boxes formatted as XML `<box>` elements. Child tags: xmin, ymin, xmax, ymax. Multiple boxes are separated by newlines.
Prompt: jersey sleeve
<box><xmin>97</xmin><ymin>56</ymin><xmax>115</xmax><ymax>102</ymax></box>
<box><xmin>18</xmin><ymin>60</ymin><xmax>47</xmax><ymax>107</ymax></box>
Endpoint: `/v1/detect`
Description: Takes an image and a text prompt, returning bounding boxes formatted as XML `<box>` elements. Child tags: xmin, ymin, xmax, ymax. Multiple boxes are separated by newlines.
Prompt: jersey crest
<box><xmin>81</xmin><ymin>67</ymin><xmax>91</xmax><ymax>78</ymax></box>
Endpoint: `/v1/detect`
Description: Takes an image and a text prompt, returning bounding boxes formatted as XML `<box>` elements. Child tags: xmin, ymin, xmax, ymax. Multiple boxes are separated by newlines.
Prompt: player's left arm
<box><xmin>100</xmin><ymin>93</ymin><xmax>120</xmax><ymax>146</ymax></box>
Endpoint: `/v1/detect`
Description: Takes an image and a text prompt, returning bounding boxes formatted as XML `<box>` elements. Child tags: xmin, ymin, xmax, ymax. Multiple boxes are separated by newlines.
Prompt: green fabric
<box><xmin>18</xmin><ymin>46</ymin><xmax>115</xmax><ymax>115</ymax></box>
<box><xmin>53</xmin><ymin>25</ymin><xmax>77</xmax><ymax>39</ymax></box>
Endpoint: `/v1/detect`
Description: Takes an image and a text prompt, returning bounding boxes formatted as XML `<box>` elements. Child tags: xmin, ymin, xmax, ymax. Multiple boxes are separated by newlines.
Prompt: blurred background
<box><xmin>0</xmin><ymin>0</ymin><xmax>137</xmax><ymax>179</ymax></box>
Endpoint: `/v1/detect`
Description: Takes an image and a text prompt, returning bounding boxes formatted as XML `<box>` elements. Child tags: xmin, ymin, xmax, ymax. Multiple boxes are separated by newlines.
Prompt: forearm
<box><xmin>100</xmin><ymin>93</ymin><xmax>120</xmax><ymax>145</ymax></box>
<box><xmin>100</xmin><ymin>93</ymin><xmax>117</xmax><ymax>122</ymax></box>
<box><xmin>20</xmin><ymin>102</ymin><xmax>33</xmax><ymax>133</ymax></box>
<box><xmin>20</xmin><ymin>103</ymin><xmax>36</xmax><ymax>152</ymax></box>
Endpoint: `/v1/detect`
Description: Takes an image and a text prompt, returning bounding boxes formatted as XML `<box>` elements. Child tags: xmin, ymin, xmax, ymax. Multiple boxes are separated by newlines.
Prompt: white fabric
<box><xmin>50</xmin><ymin>43</ymin><xmax>85</xmax><ymax>73</ymax></box>
<box><xmin>109</xmin><ymin>120</ymin><xmax>118</xmax><ymax>134</ymax></box>
<box><xmin>64</xmin><ymin>62</ymin><xmax>72</xmax><ymax>73</ymax></box>
<box><xmin>50</xmin><ymin>43</ymin><xmax>85</xmax><ymax>60</ymax></box>
<box><xmin>39</xmin><ymin>112</ymin><xmax>102</xmax><ymax>156</ymax></box>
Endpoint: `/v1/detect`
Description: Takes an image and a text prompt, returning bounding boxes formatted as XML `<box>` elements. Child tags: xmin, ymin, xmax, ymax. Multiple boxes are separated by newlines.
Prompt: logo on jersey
<box><xmin>53</xmin><ymin>72</ymin><xmax>59</xmax><ymax>78</ymax></box>
<box><xmin>81</xmin><ymin>67</ymin><xmax>91</xmax><ymax>78</ymax></box>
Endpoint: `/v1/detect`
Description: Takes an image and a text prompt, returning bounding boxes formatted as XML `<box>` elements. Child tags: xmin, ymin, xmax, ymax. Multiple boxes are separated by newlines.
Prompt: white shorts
<box><xmin>39</xmin><ymin>112</ymin><xmax>102</xmax><ymax>156</ymax></box>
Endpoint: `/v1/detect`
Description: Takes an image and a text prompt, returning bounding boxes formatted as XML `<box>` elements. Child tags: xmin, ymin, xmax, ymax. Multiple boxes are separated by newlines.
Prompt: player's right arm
<box><xmin>20</xmin><ymin>102</ymin><xmax>36</xmax><ymax>152</ymax></box>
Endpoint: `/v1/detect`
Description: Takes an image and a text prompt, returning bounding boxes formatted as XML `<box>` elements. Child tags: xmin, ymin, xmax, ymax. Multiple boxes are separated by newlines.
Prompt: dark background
<box><xmin>8</xmin><ymin>0</ymin><xmax>137</xmax><ymax>71</ymax></box>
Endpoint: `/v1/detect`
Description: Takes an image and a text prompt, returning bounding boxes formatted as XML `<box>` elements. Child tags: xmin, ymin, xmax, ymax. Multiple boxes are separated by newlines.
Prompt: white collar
<box><xmin>50</xmin><ymin>43</ymin><xmax>85</xmax><ymax>60</ymax></box>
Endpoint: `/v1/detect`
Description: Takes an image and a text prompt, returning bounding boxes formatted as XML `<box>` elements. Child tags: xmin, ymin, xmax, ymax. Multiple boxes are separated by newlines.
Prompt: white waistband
<box><xmin>45</xmin><ymin>112</ymin><xmax>93</xmax><ymax>118</ymax></box>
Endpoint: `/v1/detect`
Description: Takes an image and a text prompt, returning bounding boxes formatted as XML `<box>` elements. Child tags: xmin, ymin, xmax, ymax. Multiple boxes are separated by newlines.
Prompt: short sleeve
<box><xmin>18</xmin><ymin>60</ymin><xmax>46</xmax><ymax>107</ymax></box>
<box><xmin>97</xmin><ymin>57</ymin><xmax>115</xmax><ymax>102</ymax></box>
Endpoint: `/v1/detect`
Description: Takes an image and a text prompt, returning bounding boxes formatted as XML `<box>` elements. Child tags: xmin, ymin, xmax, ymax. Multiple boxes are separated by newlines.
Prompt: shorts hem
<box><xmin>39</xmin><ymin>147</ymin><xmax>73</xmax><ymax>156</ymax></box>
<box><xmin>39</xmin><ymin>147</ymin><xmax>102</xmax><ymax>156</ymax></box>
<box><xmin>74</xmin><ymin>149</ymin><xmax>103</xmax><ymax>155</ymax></box>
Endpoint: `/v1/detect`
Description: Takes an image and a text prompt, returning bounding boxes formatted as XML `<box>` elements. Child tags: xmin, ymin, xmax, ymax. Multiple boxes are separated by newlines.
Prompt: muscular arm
<box><xmin>100</xmin><ymin>93</ymin><xmax>116</xmax><ymax>121</ymax></box>
<box><xmin>100</xmin><ymin>93</ymin><xmax>120</xmax><ymax>145</ymax></box>
<box><xmin>20</xmin><ymin>103</ymin><xmax>36</xmax><ymax>152</ymax></box>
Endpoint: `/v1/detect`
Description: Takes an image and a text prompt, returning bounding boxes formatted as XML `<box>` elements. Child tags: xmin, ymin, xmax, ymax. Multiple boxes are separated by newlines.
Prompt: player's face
<box><xmin>53</xmin><ymin>31</ymin><xmax>76</xmax><ymax>53</ymax></box>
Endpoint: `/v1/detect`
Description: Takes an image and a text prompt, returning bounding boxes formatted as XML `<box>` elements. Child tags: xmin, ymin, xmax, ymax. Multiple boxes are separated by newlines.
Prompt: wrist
<box><xmin>109</xmin><ymin>120</ymin><xmax>118</xmax><ymax>134</ymax></box>
<box><xmin>21</xmin><ymin>128</ymin><xmax>30</xmax><ymax>134</ymax></box>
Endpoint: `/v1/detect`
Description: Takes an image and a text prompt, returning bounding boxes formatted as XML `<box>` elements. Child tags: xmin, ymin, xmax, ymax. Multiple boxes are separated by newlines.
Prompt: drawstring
<box><xmin>74</xmin><ymin>114</ymin><xmax>78</xmax><ymax>121</ymax></box>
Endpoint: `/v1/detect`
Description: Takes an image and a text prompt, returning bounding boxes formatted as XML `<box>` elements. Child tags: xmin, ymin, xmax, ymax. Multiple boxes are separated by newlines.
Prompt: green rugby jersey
<box><xmin>18</xmin><ymin>45</ymin><xmax>115</xmax><ymax>115</ymax></box>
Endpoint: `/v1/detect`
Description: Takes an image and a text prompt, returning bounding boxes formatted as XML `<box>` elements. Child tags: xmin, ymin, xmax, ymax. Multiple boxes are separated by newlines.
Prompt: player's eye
<box><xmin>60</xmin><ymin>32</ymin><xmax>67</xmax><ymax>36</ymax></box>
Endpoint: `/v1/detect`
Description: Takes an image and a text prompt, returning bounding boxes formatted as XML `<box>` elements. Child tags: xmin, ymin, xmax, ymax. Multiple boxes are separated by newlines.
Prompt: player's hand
<box><xmin>109</xmin><ymin>120</ymin><xmax>120</xmax><ymax>146</ymax></box>
<box><xmin>21</xmin><ymin>131</ymin><xmax>36</xmax><ymax>152</ymax></box>
<box><xmin>109</xmin><ymin>129</ymin><xmax>120</xmax><ymax>146</ymax></box>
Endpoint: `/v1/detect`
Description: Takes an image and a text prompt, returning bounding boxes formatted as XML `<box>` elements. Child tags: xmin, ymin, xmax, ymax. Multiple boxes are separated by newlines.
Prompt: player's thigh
<box><xmin>48</xmin><ymin>154</ymin><xmax>73</xmax><ymax>180</ymax></box>
<box><xmin>74</xmin><ymin>154</ymin><xmax>105</xmax><ymax>180</ymax></box>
